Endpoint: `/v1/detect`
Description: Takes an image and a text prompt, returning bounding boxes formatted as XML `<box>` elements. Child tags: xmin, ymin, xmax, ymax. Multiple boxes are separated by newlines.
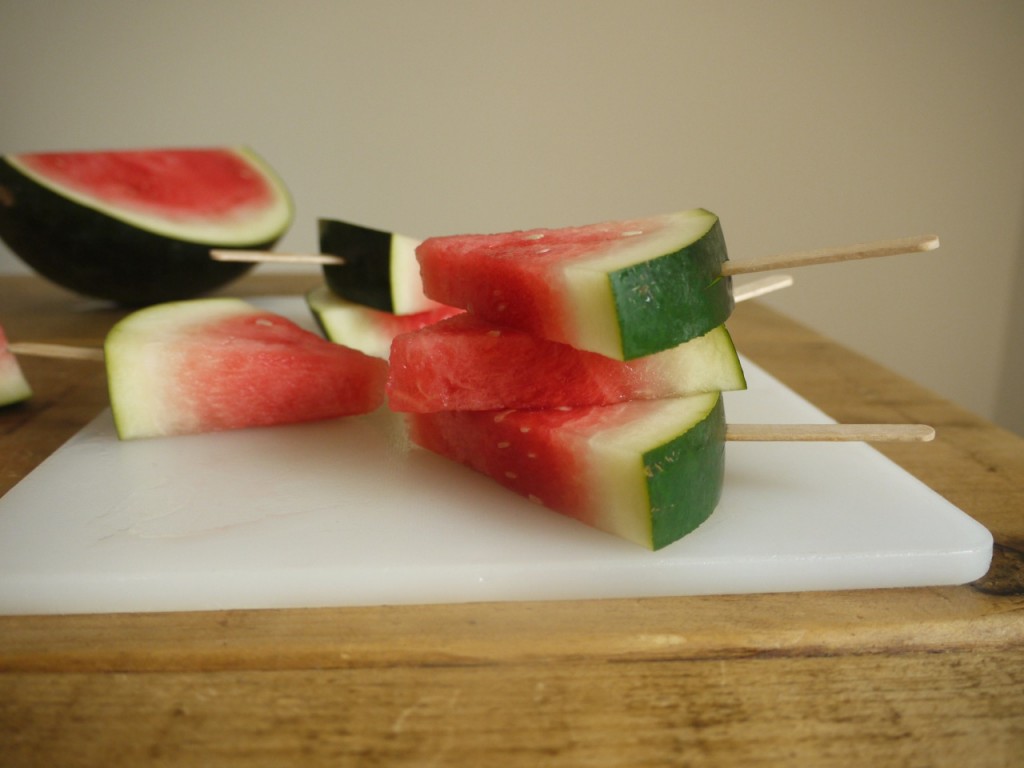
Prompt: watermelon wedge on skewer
<box><xmin>105</xmin><ymin>298</ymin><xmax>387</xmax><ymax>440</ymax></box>
<box><xmin>387</xmin><ymin>313</ymin><xmax>745</xmax><ymax>412</ymax></box>
<box><xmin>415</xmin><ymin>208</ymin><xmax>733</xmax><ymax>361</ymax></box>
<box><xmin>407</xmin><ymin>392</ymin><xmax>726</xmax><ymax>550</ymax></box>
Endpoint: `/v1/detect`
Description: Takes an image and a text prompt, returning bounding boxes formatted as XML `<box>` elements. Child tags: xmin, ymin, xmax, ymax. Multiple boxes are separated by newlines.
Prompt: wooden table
<box><xmin>1</xmin><ymin>273</ymin><xmax>1022</xmax><ymax>766</ymax></box>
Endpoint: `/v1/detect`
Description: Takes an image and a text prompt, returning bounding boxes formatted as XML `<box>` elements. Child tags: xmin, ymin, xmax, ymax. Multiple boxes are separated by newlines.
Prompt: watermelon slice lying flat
<box><xmin>407</xmin><ymin>392</ymin><xmax>726</xmax><ymax>550</ymax></box>
<box><xmin>319</xmin><ymin>218</ymin><xmax>443</xmax><ymax>315</ymax></box>
<box><xmin>306</xmin><ymin>285</ymin><xmax>461</xmax><ymax>359</ymax></box>
<box><xmin>0</xmin><ymin>325</ymin><xmax>32</xmax><ymax>407</ymax></box>
<box><xmin>388</xmin><ymin>313</ymin><xmax>745</xmax><ymax>412</ymax></box>
<box><xmin>416</xmin><ymin>208</ymin><xmax>733</xmax><ymax>361</ymax></box>
<box><xmin>105</xmin><ymin>298</ymin><xmax>387</xmax><ymax>440</ymax></box>
<box><xmin>0</xmin><ymin>147</ymin><xmax>293</xmax><ymax>304</ymax></box>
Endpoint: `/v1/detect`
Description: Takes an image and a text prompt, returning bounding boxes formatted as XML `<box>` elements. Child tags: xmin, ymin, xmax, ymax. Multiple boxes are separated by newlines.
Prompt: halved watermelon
<box><xmin>416</xmin><ymin>208</ymin><xmax>733</xmax><ymax>361</ymax></box>
<box><xmin>319</xmin><ymin>218</ymin><xmax>442</xmax><ymax>315</ymax></box>
<box><xmin>305</xmin><ymin>285</ymin><xmax>461</xmax><ymax>359</ymax></box>
<box><xmin>0</xmin><ymin>325</ymin><xmax>32</xmax><ymax>407</ymax></box>
<box><xmin>388</xmin><ymin>313</ymin><xmax>745</xmax><ymax>412</ymax></box>
<box><xmin>105</xmin><ymin>298</ymin><xmax>387</xmax><ymax>440</ymax></box>
<box><xmin>0</xmin><ymin>147</ymin><xmax>293</xmax><ymax>304</ymax></box>
<box><xmin>407</xmin><ymin>392</ymin><xmax>726</xmax><ymax>550</ymax></box>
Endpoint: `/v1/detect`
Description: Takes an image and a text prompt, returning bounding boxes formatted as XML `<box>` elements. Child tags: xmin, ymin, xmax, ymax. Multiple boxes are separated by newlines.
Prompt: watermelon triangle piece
<box><xmin>387</xmin><ymin>313</ymin><xmax>746</xmax><ymax>413</ymax></box>
<box><xmin>407</xmin><ymin>392</ymin><xmax>726</xmax><ymax>550</ymax></box>
<box><xmin>415</xmin><ymin>208</ymin><xmax>734</xmax><ymax>361</ymax></box>
<box><xmin>105</xmin><ymin>298</ymin><xmax>388</xmax><ymax>440</ymax></box>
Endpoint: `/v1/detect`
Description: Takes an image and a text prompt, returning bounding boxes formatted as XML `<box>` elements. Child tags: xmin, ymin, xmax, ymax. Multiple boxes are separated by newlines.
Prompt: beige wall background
<box><xmin>2</xmin><ymin>0</ymin><xmax>1022</xmax><ymax>435</ymax></box>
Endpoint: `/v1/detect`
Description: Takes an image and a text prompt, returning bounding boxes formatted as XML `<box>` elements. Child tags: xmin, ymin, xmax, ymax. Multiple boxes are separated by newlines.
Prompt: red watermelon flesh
<box><xmin>407</xmin><ymin>392</ymin><xmax>726</xmax><ymax>550</ymax></box>
<box><xmin>416</xmin><ymin>208</ymin><xmax>733</xmax><ymax>361</ymax></box>
<box><xmin>105</xmin><ymin>299</ymin><xmax>388</xmax><ymax>440</ymax></box>
<box><xmin>0</xmin><ymin>325</ymin><xmax>33</xmax><ymax>407</ymax></box>
<box><xmin>10</xmin><ymin>148</ymin><xmax>287</xmax><ymax>240</ymax></box>
<box><xmin>387</xmin><ymin>313</ymin><xmax>745</xmax><ymax>412</ymax></box>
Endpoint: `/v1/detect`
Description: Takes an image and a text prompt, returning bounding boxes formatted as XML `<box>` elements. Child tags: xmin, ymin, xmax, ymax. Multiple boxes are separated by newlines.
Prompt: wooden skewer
<box><xmin>8</xmin><ymin>342</ymin><xmax>105</xmax><ymax>361</ymax></box>
<box><xmin>732</xmin><ymin>274</ymin><xmax>794</xmax><ymax>302</ymax></box>
<box><xmin>210</xmin><ymin>250</ymin><xmax>344</xmax><ymax>266</ymax></box>
<box><xmin>721</xmin><ymin>234</ymin><xmax>939</xmax><ymax>277</ymax></box>
<box><xmin>213</xmin><ymin>234</ymin><xmax>938</xmax><ymax>278</ymax></box>
<box><xmin>725</xmin><ymin>423</ymin><xmax>935</xmax><ymax>442</ymax></box>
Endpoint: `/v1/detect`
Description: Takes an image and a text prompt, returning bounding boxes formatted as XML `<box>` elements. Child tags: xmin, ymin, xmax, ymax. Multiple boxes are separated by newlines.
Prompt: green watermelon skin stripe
<box><xmin>406</xmin><ymin>392</ymin><xmax>726</xmax><ymax>550</ymax></box>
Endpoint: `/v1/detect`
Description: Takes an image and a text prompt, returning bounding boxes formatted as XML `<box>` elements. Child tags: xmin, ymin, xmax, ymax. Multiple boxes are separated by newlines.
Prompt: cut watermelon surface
<box><xmin>306</xmin><ymin>285</ymin><xmax>461</xmax><ymax>359</ymax></box>
<box><xmin>0</xmin><ymin>326</ymin><xmax>32</xmax><ymax>407</ymax></box>
<box><xmin>407</xmin><ymin>392</ymin><xmax>726</xmax><ymax>550</ymax></box>
<box><xmin>416</xmin><ymin>208</ymin><xmax>733</xmax><ymax>360</ymax></box>
<box><xmin>388</xmin><ymin>313</ymin><xmax>745</xmax><ymax>412</ymax></box>
<box><xmin>105</xmin><ymin>298</ymin><xmax>387</xmax><ymax>440</ymax></box>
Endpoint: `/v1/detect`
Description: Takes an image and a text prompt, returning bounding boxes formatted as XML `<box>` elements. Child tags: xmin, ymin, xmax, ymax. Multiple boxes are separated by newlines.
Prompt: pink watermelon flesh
<box><xmin>14</xmin><ymin>148</ymin><xmax>277</xmax><ymax>223</ymax></box>
<box><xmin>387</xmin><ymin>313</ymin><xmax>745</xmax><ymax>412</ymax></box>
<box><xmin>105</xmin><ymin>299</ymin><xmax>388</xmax><ymax>439</ymax></box>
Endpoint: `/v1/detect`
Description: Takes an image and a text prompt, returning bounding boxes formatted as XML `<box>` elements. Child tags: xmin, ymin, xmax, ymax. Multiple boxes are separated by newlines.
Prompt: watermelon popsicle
<box><xmin>415</xmin><ymin>209</ymin><xmax>939</xmax><ymax>361</ymax></box>
<box><xmin>408</xmin><ymin>394</ymin><xmax>936</xmax><ymax>551</ymax></box>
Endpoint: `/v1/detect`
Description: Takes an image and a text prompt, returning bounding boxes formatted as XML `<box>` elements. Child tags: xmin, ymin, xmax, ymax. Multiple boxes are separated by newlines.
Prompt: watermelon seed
<box><xmin>520</xmin><ymin>426</ymin><xmax>531</xmax><ymax>433</ymax></box>
<box><xmin>622</xmin><ymin>230</ymin><xmax>644</xmax><ymax>236</ymax></box>
<box><xmin>494</xmin><ymin>410</ymin><xmax>513</xmax><ymax>423</ymax></box>
<box><xmin>497</xmin><ymin>441</ymin><xmax>510</xmax><ymax>448</ymax></box>
<box><xmin>524</xmin><ymin>233</ymin><xmax>545</xmax><ymax>240</ymax></box>
<box><xmin>528</xmin><ymin>494</ymin><xmax>543</xmax><ymax>505</ymax></box>
<box><xmin>487</xmin><ymin>330</ymin><xmax>501</xmax><ymax>337</ymax></box>
<box><xmin>505</xmin><ymin>471</ymin><xmax>518</xmax><ymax>479</ymax></box>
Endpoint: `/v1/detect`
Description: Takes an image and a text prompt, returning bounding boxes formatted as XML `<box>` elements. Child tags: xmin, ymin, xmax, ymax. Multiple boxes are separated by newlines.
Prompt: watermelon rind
<box><xmin>0</xmin><ymin>354</ymin><xmax>32</xmax><ymax>407</ymax></box>
<box><xmin>306</xmin><ymin>285</ymin><xmax>459</xmax><ymax>359</ymax></box>
<box><xmin>0</xmin><ymin>147</ymin><xmax>294</xmax><ymax>305</ymax></box>
<box><xmin>319</xmin><ymin>218</ymin><xmax>437</xmax><ymax>315</ymax></box>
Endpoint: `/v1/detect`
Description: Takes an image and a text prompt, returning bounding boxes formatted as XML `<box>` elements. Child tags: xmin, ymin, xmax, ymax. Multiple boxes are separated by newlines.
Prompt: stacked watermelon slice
<box><xmin>391</xmin><ymin>208</ymin><xmax>746</xmax><ymax>550</ymax></box>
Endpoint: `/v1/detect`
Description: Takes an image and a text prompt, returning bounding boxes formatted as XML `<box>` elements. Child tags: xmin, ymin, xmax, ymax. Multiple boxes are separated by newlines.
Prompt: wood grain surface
<box><xmin>1</xmin><ymin>274</ymin><xmax>1022</xmax><ymax>767</ymax></box>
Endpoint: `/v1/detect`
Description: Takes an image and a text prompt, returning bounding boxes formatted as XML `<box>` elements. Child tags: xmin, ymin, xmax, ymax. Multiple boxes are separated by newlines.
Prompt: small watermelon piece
<box><xmin>388</xmin><ymin>313</ymin><xmax>745</xmax><ymax>412</ymax></box>
<box><xmin>416</xmin><ymin>208</ymin><xmax>733</xmax><ymax>361</ymax></box>
<box><xmin>407</xmin><ymin>392</ymin><xmax>726</xmax><ymax>550</ymax></box>
<box><xmin>319</xmin><ymin>218</ymin><xmax>443</xmax><ymax>315</ymax></box>
<box><xmin>105</xmin><ymin>298</ymin><xmax>387</xmax><ymax>440</ymax></box>
<box><xmin>305</xmin><ymin>285</ymin><xmax>461</xmax><ymax>359</ymax></box>
<box><xmin>0</xmin><ymin>326</ymin><xmax>32</xmax><ymax>407</ymax></box>
<box><xmin>0</xmin><ymin>147</ymin><xmax>293</xmax><ymax>304</ymax></box>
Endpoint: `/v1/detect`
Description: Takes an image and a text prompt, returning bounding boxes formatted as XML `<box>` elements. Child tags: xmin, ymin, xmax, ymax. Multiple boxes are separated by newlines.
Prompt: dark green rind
<box><xmin>608</xmin><ymin>218</ymin><xmax>734</xmax><ymax>360</ymax></box>
<box><xmin>319</xmin><ymin>218</ymin><xmax>397</xmax><ymax>312</ymax></box>
<box><xmin>0</xmin><ymin>159</ymin><xmax>286</xmax><ymax>306</ymax></box>
<box><xmin>644</xmin><ymin>395</ymin><xmax>726</xmax><ymax>550</ymax></box>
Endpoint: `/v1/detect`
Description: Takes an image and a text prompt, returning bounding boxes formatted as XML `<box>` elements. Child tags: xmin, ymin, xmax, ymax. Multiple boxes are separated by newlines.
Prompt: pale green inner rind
<box><xmin>0</xmin><ymin>358</ymin><xmax>33</xmax><ymax>405</ymax></box>
<box><xmin>560</xmin><ymin>209</ymin><xmax>731</xmax><ymax>360</ymax></box>
<box><xmin>6</xmin><ymin>147</ymin><xmax>294</xmax><ymax>246</ymax></box>
<box><xmin>582</xmin><ymin>392</ymin><xmax>722</xmax><ymax>548</ymax></box>
<box><xmin>306</xmin><ymin>286</ymin><xmax>392</xmax><ymax>359</ymax></box>
<box><xmin>389</xmin><ymin>233</ymin><xmax>436</xmax><ymax>315</ymax></box>
<box><xmin>636</xmin><ymin>325</ymin><xmax>746</xmax><ymax>396</ymax></box>
<box><xmin>105</xmin><ymin>298</ymin><xmax>254</xmax><ymax>439</ymax></box>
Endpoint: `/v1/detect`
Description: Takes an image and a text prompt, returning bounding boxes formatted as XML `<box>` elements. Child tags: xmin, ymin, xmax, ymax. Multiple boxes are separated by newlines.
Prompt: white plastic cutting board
<box><xmin>0</xmin><ymin>297</ymin><xmax>993</xmax><ymax>615</ymax></box>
